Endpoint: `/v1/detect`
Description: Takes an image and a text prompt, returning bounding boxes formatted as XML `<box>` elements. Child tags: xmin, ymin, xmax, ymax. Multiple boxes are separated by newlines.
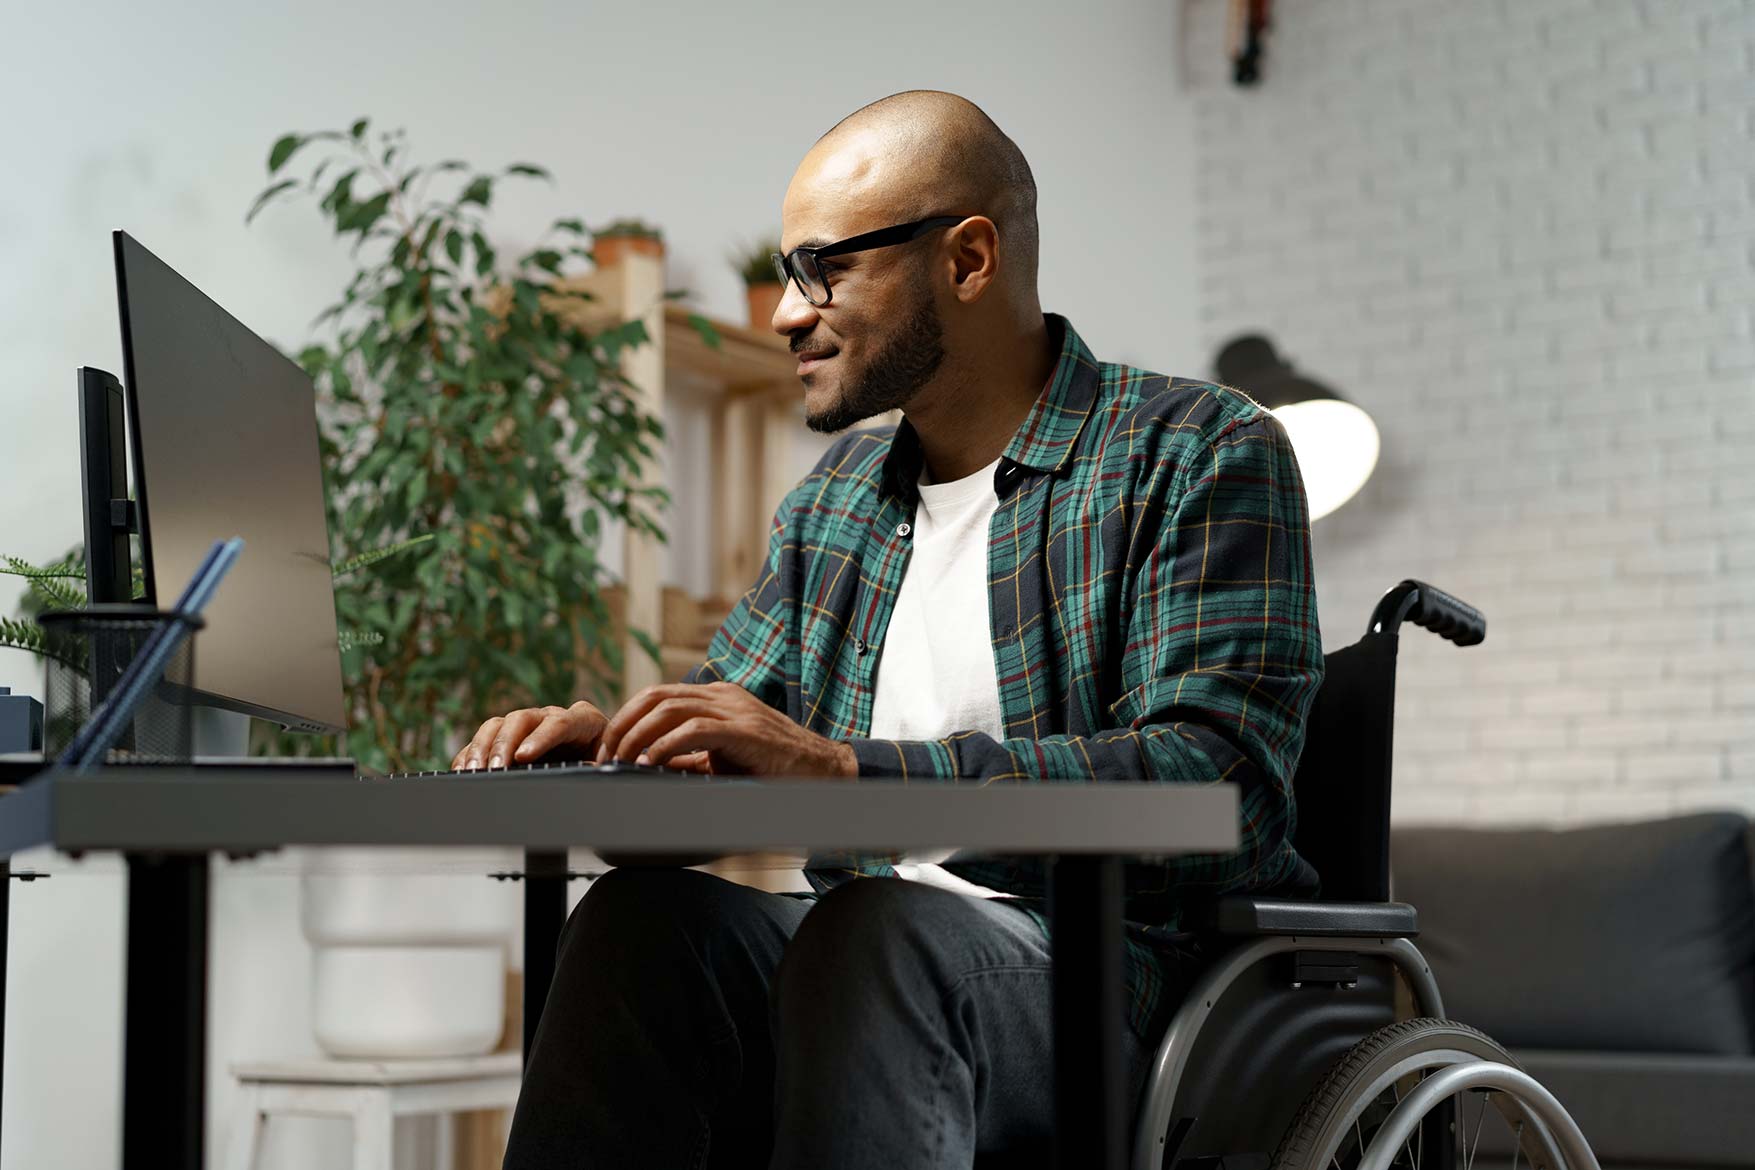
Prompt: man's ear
<box><xmin>948</xmin><ymin>216</ymin><xmax>999</xmax><ymax>304</ymax></box>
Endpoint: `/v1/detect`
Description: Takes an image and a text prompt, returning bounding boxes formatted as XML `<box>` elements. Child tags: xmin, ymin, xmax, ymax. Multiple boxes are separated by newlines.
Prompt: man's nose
<box><xmin>772</xmin><ymin>277</ymin><xmax>819</xmax><ymax>337</ymax></box>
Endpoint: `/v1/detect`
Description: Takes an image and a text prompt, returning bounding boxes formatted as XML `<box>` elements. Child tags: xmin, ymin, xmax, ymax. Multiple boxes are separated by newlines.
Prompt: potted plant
<box><xmin>731</xmin><ymin>235</ymin><xmax>785</xmax><ymax>328</ymax></box>
<box><xmin>244</xmin><ymin>118</ymin><xmax>678</xmax><ymax>1058</ymax></box>
<box><xmin>246</xmin><ymin>119</ymin><xmax>668</xmax><ymax>774</ymax></box>
<box><xmin>591</xmin><ymin>217</ymin><xmax>665</xmax><ymax>269</ymax></box>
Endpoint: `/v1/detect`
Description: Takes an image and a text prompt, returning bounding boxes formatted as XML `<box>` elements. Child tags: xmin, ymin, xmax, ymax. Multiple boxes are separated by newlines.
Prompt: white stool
<box><xmin>225</xmin><ymin>1051</ymin><xmax>522</xmax><ymax>1170</ymax></box>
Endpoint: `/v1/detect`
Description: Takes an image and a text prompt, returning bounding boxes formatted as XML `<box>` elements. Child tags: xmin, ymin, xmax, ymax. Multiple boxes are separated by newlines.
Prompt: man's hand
<box><xmin>451</xmin><ymin>700</ymin><xmax>611</xmax><ymax>771</ymax></box>
<box><xmin>595</xmin><ymin>681</ymin><xmax>858</xmax><ymax>779</ymax></box>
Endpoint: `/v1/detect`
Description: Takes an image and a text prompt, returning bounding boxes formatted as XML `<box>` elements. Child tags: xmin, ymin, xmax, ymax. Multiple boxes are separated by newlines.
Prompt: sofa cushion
<box><xmin>1473</xmin><ymin>1051</ymin><xmax>1755</xmax><ymax>1166</ymax></box>
<box><xmin>1392</xmin><ymin>813</ymin><xmax>1755</xmax><ymax>1055</ymax></box>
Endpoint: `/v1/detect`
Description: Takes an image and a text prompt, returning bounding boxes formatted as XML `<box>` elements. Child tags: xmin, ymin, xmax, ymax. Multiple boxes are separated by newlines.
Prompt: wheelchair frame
<box><xmin>1126</xmin><ymin>581</ymin><xmax>1601</xmax><ymax>1170</ymax></box>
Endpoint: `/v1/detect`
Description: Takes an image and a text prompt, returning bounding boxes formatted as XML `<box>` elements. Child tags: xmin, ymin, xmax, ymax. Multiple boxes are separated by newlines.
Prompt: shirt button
<box><xmin>855</xmin><ymin>637</ymin><xmax>869</xmax><ymax>655</ymax></box>
<box><xmin>896</xmin><ymin>522</ymin><xmax>912</xmax><ymax>538</ymax></box>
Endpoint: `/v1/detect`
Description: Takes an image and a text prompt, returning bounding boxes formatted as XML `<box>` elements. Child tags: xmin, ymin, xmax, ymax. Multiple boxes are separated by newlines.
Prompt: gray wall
<box><xmin>0</xmin><ymin>1</ymin><xmax>1199</xmax><ymax>1164</ymax></box>
<box><xmin>1187</xmin><ymin>0</ymin><xmax>1755</xmax><ymax>824</ymax></box>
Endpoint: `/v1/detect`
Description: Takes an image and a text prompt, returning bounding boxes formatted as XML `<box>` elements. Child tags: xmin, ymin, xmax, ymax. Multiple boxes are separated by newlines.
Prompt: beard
<box><xmin>804</xmin><ymin>290</ymin><xmax>946</xmax><ymax>434</ymax></box>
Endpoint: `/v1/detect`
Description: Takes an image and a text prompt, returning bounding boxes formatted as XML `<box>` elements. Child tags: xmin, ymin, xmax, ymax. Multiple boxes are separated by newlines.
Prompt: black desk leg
<box><xmin>1050</xmin><ymin>854</ymin><xmax>1125</xmax><ymax>1170</ymax></box>
<box><xmin>1</xmin><ymin>860</ymin><xmax>8</xmax><ymax>1158</ymax></box>
<box><xmin>522</xmin><ymin>850</ymin><xmax>568</xmax><ymax>1069</ymax></box>
<box><xmin>123</xmin><ymin>854</ymin><xmax>208</xmax><ymax>1170</ymax></box>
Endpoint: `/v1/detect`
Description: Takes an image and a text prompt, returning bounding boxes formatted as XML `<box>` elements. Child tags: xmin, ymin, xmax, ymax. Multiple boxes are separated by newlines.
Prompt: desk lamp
<box><xmin>1214</xmin><ymin>334</ymin><xmax>1379</xmax><ymax>521</ymax></box>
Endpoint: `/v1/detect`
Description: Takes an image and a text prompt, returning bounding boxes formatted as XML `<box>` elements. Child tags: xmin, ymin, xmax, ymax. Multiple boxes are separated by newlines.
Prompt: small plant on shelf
<box><xmin>728</xmin><ymin>235</ymin><xmax>783</xmax><ymax>288</ymax></box>
<box><xmin>592</xmin><ymin>218</ymin><xmax>665</xmax><ymax>268</ymax></box>
<box><xmin>728</xmin><ymin>235</ymin><xmax>785</xmax><ymax>328</ymax></box>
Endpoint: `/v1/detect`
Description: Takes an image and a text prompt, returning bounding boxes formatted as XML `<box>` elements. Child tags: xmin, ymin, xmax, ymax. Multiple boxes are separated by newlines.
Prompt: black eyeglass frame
<box><xmin>771</xmin><ymin>215</ymin><xmax>975</xmax><ymax>307</ymax></box>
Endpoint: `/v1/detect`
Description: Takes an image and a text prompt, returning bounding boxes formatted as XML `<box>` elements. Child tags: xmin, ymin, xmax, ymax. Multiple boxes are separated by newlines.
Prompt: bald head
<box><xmin>796</xmin><ymin>90</ymin><xmax>1040</xmax><ymax>296</ymax></box>
<box><xmin>776</xmin><ymin>92</ymin><xmax>1053</xmax><ymax>439</ymax></box>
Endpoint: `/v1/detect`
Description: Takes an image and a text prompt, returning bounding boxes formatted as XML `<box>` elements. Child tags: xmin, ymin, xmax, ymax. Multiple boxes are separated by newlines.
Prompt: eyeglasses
<box><xmin>771</xmin><ymin>215</ymin><xmax>973</xmax><ymax>307</ymax></box>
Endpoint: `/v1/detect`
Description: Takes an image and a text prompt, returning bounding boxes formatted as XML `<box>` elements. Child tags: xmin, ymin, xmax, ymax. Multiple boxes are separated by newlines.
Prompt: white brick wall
<box><xmin>1187</xmin><ymin>0</ymin><xmax>1755</xmax><ymax>825</ymax></box>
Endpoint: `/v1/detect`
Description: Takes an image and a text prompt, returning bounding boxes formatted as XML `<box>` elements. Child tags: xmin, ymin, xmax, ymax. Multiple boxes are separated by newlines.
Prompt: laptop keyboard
<box><xmin>382</xmin><ymin>758</ymin><xmax>698</xmax><ymax>780</ymax></box>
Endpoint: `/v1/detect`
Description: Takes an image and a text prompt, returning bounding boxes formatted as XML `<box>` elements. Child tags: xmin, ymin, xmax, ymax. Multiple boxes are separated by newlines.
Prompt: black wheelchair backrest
<box><xmin>1291</xmin><ymin>632</ymin><xmax>1399</xmax><ymax>904</ymax></box>
<box><xmin>1291</xmin><ymin>579</ymin><xmax>1487</xmax><ymax>904</ymax></box>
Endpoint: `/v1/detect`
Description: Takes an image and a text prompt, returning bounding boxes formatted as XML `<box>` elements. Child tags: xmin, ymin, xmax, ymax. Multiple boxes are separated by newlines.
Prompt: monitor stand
<box><xmin>192</xmin><ymin>705</ymin><xmax>250</xmax><ymax>758</ymax></box>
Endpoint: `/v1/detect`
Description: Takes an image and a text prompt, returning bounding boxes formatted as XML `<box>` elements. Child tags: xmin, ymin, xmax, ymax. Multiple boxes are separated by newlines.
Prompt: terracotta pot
<box><xmin>745</xmin><ymin>281</ymin><xmax>785</xmax><ymax>328</ymax></box>
<box><xmin>592</xmin><ymin>233</ymin><xmax>665</xmax><ymax>268</ymax></box>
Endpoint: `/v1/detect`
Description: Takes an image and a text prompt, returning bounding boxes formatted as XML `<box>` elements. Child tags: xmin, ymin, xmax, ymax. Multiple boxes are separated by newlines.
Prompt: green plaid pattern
<box><xmin>686</xmin><ymin>314</ymin><xmax>1324</xmax><ymax>1035</ymax></box>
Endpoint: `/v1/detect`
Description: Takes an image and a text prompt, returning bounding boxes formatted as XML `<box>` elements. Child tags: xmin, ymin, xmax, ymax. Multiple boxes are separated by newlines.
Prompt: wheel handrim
<box><xmin>1306</xmin><ymin>1051</ymin><xmax>1550</xmax><ymax>1170</ymax></box>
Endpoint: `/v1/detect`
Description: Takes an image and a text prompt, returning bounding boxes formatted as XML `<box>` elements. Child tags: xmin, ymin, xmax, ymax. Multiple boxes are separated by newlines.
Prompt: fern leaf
<box><xmin>332</xmin><ymin>533</ymin><xmax>436</xmax><ymax>579</ymax></box>
<box><xmin>0</xmin><ymin>616</ymin><xmax>87</xmax><ymax>674</ymax></box>
<box><xmin>1</xmin><ymin>555</ymin><xmax>86</xmax><ymax>581</ymax></box>
<box><xmin>26</xmin><ymin>574</ymin><xmax>85</xmax><ymax>612</ymax></box>
<box><xmin>337</xmin><ymin>629</ymin><xmax>387</xmax><ymax>652</ymax></box>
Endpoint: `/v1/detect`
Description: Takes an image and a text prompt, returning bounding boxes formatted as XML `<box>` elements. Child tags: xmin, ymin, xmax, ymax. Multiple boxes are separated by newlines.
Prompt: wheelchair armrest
<box><xmin>1205</xmin><ymin>896</ymin><xmax>1419</xmax><ymax>938</ymax></box>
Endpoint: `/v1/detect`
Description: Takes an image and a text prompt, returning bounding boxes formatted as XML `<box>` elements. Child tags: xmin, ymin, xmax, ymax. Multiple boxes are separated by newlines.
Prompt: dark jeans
<box><xmin>502</xmin><ymin>868</ymin><xmax>1170</xmax><ymax>1169</ymax></box>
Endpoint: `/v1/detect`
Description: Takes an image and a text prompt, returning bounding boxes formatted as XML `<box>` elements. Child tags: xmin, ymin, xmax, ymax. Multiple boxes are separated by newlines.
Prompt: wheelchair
<box><xmin>1122</xmin><ymin>580</ymin><xmax>1600</xmax><ymax>1170</ymax></box>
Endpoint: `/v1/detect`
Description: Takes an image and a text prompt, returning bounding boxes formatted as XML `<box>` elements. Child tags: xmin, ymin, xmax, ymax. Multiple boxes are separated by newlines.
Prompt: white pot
<box><xmin>300</xmin><ymin>847</ymin><xmax>519</xmax><ymax>946</ymax></box>
<box><xmin>298</xmin><ymin>848</ymin><xmax>520</xmax><ymax>1059</ymax></box>
<box><xmin>311</xmin><ymin>944</ymin><xmax>504</xmax><ymax>1059</ymax></box>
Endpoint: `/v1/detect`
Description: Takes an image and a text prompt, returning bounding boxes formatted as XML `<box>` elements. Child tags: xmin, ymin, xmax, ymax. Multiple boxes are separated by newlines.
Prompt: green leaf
<box><xmin>472</xmin><ymin>230</ymin><xmax>496</xmax><ymax>276</ymax></box>
<box><xmin>686</xmin><ymin>313</ymin><xmax>722</xmax><ymax>351</ymax></box>
<box><xmin>336</xmin><ymin>629</ymin><xmax>386</xmax><ymax>652</ymax></box>
<box><xmin>459</xmin><ymin>176</ymin><xmax>493</xmax><ymax>207</ymax></box>
<box><xmin>0</xmin><ymin>615</ymin><xmax>86</xmax><ymax>674</ymax></box>
<box><xmin>505</xmin><ymin>163</ymin><xmax>551</xmax><ymax>180</ymax></box>
<box><xmin>27</xmin><ymin>574</ymin><xmax>85</xmax><ymax>613</ymax></box>
<box><xmin>405</xmin><ymin>467</ymin><xmax>429</xmax><ymax>511</ymax></box>
<box><xmin>268</xmin><ymin>133</ymin><xmax>306</xmax><ymax>175</ymax></box>
<box><xmin>332</xmin><ymin>533</ymin><xmax>436</xmax><ymax>578</ymax></box>
<box><xmin>321</xmin><ymin>168</ymin><xmax>360</xmax><ymax>216</ymax></box>
<box><xmin>245</xmin><ymin>179</ymin><xmax>298</xmax><ymax>225</ymax></box>
<box><xmin>552</xmin><ymin>217</ymin><xmax>587</xmax><ymax>235</ymax></box>
<box><xmin>350</xmin><ymin>117</ymin><xmax>369</xmax><ymax>141</ymax></box>
<box><xmin>628</xmin><ymin>627</ymin><xmax>662</xmax><ymax>665</ymax></box>
<box><xmin>1</xmin><ymin>555</ymin><xmax>85</xmax><ymax>582</ymax></box>
<box><xmin>340</xmin><ymin>191</ymin><xmax>392</xmax><ymax>237</ymax></box>
<box><xmin>444</xmin><ymin>229</ymin><xmax>464</xmax><ymax>267</ymax></box>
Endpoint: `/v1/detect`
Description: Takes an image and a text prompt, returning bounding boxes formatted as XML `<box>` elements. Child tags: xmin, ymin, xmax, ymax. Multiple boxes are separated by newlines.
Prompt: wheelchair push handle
<box><xmin>1368</xmin><ymin>579</ymin><xmax>1486</xmax><ymax>646</ymax></box>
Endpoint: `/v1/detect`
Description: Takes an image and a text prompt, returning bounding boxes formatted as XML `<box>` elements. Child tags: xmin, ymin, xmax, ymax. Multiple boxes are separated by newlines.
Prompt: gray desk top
<box><xmin>0</xmin><ymin>768</ymin><xmax>1239</xmax><ymax>859</ymax></box>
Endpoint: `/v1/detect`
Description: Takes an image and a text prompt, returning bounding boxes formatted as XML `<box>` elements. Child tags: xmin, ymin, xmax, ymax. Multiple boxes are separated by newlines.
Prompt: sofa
<box><xmin>1392</xmin><ymin>812</ymin><xmax>1755</xmax><ymax>1170</ymax></box>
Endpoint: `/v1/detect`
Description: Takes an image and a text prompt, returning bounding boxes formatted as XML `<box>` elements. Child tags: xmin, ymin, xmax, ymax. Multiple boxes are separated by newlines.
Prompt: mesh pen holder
<box><xmin>36</xmin><ymin>605</ymin><xmax>204</xmax><ymax>765</ymax></box>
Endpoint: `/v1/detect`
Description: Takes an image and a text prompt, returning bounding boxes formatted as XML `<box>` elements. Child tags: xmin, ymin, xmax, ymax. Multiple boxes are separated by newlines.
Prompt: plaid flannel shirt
<box><xmin>685</xmin><ymin>314</ymin><xmax>1324</xmax><ymax>1036</ymax></box>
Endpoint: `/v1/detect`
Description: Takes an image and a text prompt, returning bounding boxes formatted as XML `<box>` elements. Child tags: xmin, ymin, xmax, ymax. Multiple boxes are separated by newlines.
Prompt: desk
<box><xmin>0</xmin><ymin>769</ymin><xmax>1239</xmax><ymax>1170</ymax></box>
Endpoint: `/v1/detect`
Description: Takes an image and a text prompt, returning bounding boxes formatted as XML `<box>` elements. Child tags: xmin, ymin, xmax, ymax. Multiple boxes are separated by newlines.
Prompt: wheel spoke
<box><xmin>1464</xmin><ymin>1091</ymin><xmax>1488</xmax><ymax>1170</ymax></box>
<box><xmin>1510</xmin><ymin>1121</ymin><xmax>1523</xmax><ymax>1170</ymax></box>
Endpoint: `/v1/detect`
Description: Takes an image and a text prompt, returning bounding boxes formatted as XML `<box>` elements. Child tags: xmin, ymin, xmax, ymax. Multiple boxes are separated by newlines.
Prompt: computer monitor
<box><xmin>111</xmin><ymin>230</ymin><xmax>346</xmax><ymax>733</ymax></box>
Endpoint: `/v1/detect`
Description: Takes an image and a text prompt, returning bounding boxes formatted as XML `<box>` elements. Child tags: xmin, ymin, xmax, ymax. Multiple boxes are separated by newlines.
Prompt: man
<box><xmin>459</xmin><ymin>90</ymin><xmax>1324</xmax><ymax>1169</ymax></box>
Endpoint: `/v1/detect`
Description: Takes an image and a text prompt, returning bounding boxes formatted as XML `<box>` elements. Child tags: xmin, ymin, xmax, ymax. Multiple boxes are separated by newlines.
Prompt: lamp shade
<box><xmin>1214</xmin><ymin>334</ymin><xmax>1379</xmax><ymax>521</ymax></box>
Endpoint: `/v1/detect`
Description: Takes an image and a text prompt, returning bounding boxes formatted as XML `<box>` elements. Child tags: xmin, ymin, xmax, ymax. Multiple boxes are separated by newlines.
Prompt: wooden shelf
<box><xmin>660</xmin><ymin>644</ymin><xmax>704</xmax><ymax>679</ymax></box>
<box><xmin>548</xmin><ymin>274</ymin><xmax>796</xmax><ymax>400</ymax></box>
<box><xmin>665</xmin><ymin>305</ymin><xmax>796</xmax><ymax>395</ymax></box>
<box><xmin>576</xmin><ymin>248</ymin><xmax>808</xmax><ymax>701</ymax></box>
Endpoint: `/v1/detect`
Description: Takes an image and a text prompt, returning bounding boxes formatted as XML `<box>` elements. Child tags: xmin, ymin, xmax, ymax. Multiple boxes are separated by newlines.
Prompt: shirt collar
<box><xmin>879</xmin><ymin>313</ymin><xmax>1101</xmax><ymax>503</ymax></box>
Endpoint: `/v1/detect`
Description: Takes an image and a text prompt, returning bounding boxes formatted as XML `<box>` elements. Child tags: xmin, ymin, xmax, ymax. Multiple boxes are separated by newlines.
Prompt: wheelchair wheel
<box><xmin>1270</xmin><ymin>1018</ymin><xmax>1558</xmax><ymax>1170</ymax></box>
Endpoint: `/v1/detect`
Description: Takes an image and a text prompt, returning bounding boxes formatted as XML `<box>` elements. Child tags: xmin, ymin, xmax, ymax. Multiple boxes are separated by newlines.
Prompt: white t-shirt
<box><xmin>868</xmin><ymin>455</ymin><xmax>1009</xmax><ymax>898</ymax></box>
